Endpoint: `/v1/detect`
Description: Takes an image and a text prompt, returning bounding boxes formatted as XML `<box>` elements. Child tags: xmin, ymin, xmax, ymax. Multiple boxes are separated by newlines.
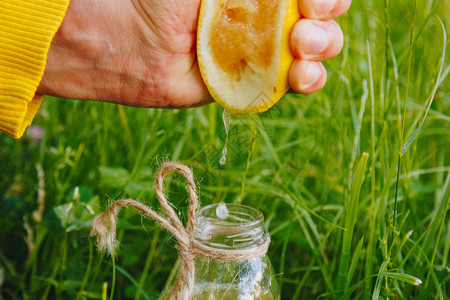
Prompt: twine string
<box><xmin>91</xmin><ymin>162</ymin><xmax>270</xmax><ymax>299</ymax></box>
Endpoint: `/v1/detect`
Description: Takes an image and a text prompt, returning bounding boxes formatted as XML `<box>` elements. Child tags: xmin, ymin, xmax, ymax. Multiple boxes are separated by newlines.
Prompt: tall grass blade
<box><xmin>348</xmin><ymin>80</ymin><xmax>368</xmax><ymax>180</ymax></box>
<box><xmin>400</xmin><ymin>0</ymin><xmax>417</xmax><ymax>146</ymax></box>
<box><xmin>425</xmin><ymin>173</ymin><xmax>450</xmax><ymax>287</ymax></box>
<box><xmin>339</xmin><ymin>271</ymin><xmax>423</xmax><ymax>300</ymax></box>
<box><xmin>278</xmin><ymin>183</ymin><xmax>344</xmax><ymax>229</ymax></box>
<box><xmin>372</xmin><ymin>261</ymin><xmax>388</xmax><ymax>300</ymax></box>
<box><xmin>338</xmin><ymin>276</ymin><xmax>373</xmax><ymax>300</ymax></box>
<box><xmin>295</xmin><ymin>210</ymin><xmax>335</xmax><ymax>293</ymax></box>
<box><xmin>401</xmin><ymin>16</ymin><xmax>447</xmax><ymax>156</ymax></box>
<box><xmin>345</xmin><ymin>236</ymin><xmax>364</xmax><ymax>291</ymax></box>
<box><xmin>337</xmin><ymin>153</ymin><xmax>369</xmax><ymax>293</ymax></box>
<box><xmin>379</xmin><ymin>272</ymin><xmax>422</xmax><ymax>286</ymax></box>
<box><xmin>114</xmin><ymin>265</ymin><xmax>151</xmax><ymax>300</ymax></box>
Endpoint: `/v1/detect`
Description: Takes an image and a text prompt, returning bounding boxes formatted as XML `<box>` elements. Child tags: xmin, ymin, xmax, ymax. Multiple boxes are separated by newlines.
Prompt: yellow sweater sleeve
<box><xmin>0</xmin><ymin>0</ymin><xmax>70</xmax><ymax>139</ymax></box>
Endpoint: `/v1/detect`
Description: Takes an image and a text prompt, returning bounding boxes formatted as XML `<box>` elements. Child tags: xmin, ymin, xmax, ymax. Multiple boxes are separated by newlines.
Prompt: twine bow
<box><xmin>90</xmin><ymin>162</ymin><xmax>270</xmax><ymax>299</ymax></box>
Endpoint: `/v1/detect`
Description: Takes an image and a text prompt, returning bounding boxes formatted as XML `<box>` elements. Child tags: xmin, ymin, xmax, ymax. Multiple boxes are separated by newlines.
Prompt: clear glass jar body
<box><xmin>190</xmin><ymin>204</ymin><xmax>279</xmax><ymax>300</ymax></box>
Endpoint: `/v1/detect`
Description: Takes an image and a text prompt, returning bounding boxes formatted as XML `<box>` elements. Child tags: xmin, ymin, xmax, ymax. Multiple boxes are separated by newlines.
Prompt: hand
<box><xmin>37</xmin><ymin>0</ymin><xmax>351</xmax><ymax>108</ymax></box>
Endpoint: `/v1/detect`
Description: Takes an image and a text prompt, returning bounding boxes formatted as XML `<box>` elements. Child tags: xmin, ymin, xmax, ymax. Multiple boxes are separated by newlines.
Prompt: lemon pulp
<box><xmin>209</xmin><ymin>0</ymin><xmax>278</xmax><ymax>81</ymax></box>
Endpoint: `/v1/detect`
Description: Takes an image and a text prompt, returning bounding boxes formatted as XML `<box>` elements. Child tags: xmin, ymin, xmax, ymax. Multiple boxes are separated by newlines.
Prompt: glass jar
<box><xmin>189</xmin><ymin>203</ymin><xmax>279</xmax><ymax>300</ymax></box>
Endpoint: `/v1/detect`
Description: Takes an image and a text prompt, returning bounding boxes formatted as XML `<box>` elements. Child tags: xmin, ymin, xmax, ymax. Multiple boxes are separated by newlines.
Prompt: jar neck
<box><xmin>194</xmin><ymin>204</ymin><xmax>268</xmax><ymax>250</ymax></box>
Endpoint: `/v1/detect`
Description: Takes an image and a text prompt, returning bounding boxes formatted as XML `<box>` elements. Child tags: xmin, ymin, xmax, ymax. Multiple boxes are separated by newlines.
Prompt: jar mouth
<box><xmin>194</xmin><ymin>204</ymin><xmax>268</xmax><ymax>250</ymax></box>
<box><xmin>197</xmin><ymin>203</ymin><xmax>264</xmax><ymax>226</ymax></box>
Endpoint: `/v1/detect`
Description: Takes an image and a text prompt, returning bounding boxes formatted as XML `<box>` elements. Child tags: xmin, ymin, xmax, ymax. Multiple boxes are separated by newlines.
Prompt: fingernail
<box><xmin>316</xmin><ymin>0</ymin><xmax>336</xmax><ymax>15</ymax></box>
<box><xmin>304</xmin><ymin>25</ymin><xmax>328</xmax><ymax>55</ymax></box>
<box><xmin>302</xmin><ymin>63</ymin><xmax>321</xmax><ymax>88</ymax></box>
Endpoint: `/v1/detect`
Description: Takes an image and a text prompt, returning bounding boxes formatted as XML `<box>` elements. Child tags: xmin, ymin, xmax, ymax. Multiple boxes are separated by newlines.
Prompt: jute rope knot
<box><xmin>91</xmin><ymin>162</ymin><xmax>270</xmax><ymax>299</ymax></box>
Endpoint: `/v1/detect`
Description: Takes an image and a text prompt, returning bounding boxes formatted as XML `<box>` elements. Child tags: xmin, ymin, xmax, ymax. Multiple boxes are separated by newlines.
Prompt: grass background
<box><xmin>1</xmin><ymin>0</ymin><xmax>449</xmax><ymax>299</ymax></box>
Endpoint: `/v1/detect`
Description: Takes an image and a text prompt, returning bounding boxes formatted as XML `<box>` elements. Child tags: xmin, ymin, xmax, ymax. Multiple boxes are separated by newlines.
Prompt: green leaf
<box><xmin>98</xmin><ymin>166</ymin><xmax>130</xmax><ymax>189</ymax></box>
<box><xmin>53</xmin><ymin>194</ymin><xmax>99</xmax><ymax>231</ymax></box>
<box><xmin>124</xmin><ymin>181</ymin><xmax>149</xmax><ymax>198</ymax></box>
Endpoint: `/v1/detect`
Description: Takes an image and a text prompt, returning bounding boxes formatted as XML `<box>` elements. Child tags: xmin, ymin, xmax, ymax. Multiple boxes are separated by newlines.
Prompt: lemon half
<box><xmin>197</xmin><ymin>0</ymin><xmax>299</xmax><ymax>114</ymax></box>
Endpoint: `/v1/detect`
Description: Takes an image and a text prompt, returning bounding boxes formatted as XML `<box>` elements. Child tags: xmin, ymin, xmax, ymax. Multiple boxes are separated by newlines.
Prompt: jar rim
<box><xmin>197</xmin><ymin>203</ymin><xmax>264</xmax><ymax>227</ymax></box>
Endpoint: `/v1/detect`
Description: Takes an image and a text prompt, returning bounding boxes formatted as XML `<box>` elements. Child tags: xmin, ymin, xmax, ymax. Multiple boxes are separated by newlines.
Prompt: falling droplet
<box><xmin>219</xmin><ymin>151</ymin><xmax>227</xmax><ymax>165</ymax></box>
<box><xmin>220</xmin><ymin>110</ymin><xmax>232</xmax><ymax>166</ymax></box>
<box><xmin>216</xmin><ymin>202</ymin><xmax>229</xmax><ymax>220</ymax></box>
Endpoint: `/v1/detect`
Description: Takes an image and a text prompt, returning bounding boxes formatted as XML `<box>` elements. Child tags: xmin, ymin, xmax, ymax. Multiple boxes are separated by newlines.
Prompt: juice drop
<box><xmin>219</xmin><ymin>110</ymin><xmax>232</xmax><ymax>165</ymax></box>
<box><xmin>216</xmin><ymin>202</ymin><xmax>229</xmax><ymax>220</ymax></box>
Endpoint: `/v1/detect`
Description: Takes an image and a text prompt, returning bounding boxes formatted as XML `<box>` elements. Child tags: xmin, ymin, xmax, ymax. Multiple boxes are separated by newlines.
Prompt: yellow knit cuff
<box><xmin>0</xmin><ymin>0</ymin><xmax>70</xmax><ymax>139</ymax></box>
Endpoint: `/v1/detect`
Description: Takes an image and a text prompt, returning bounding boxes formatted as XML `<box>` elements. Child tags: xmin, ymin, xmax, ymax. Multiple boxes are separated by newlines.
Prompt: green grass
<box><xmin>1</xmin><ymin>0</ymin><xmax>449</xmax><ymax>299</ymax></box>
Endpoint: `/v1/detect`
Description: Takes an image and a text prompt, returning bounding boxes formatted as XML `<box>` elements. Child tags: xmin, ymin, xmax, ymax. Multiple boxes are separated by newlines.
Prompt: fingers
<box><xmin>290</xmin><ymin>19</ymin><xmax>343</xmax><ymax>61</ymax></box>
<box><xmin>289</xmin><ymin>0</ymin><xmax>351</xmax><ymax>93</ymax></box>
<box><xmin>299</xmin><ymin>0</ymin><xmax>352</xmax><ymax>20</ymax></box>
<box><xmin>289</xmin><ymin>19</ymin><xmax>342</xmax><ymax>93</ymax></box>
<box><xmin>289</xmin><ymin>60</ymin><xmax>327</xmax><ymax>94</ymax></box>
